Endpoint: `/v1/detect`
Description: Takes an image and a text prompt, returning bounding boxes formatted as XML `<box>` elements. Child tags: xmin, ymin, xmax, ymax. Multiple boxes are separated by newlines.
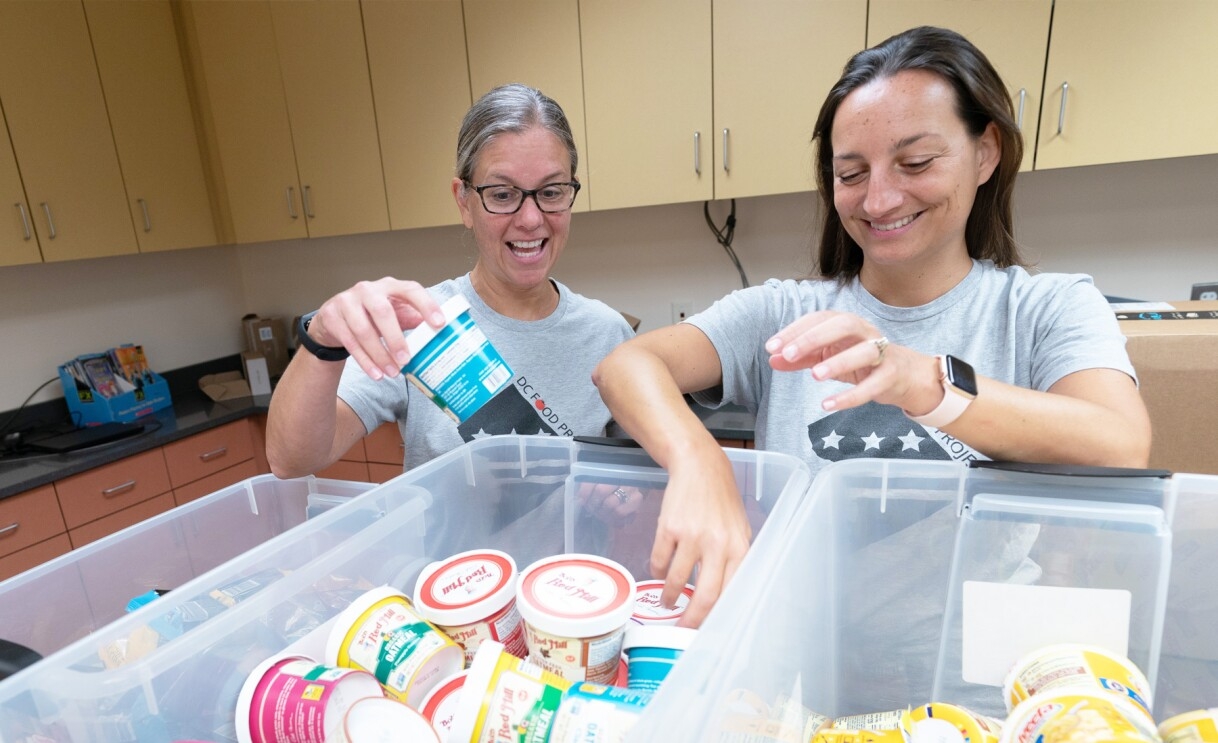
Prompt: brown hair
<box><xmin>813</xmin><ymin>26</ymin><xmax>1025</xmax><ymax>280</ymax></box>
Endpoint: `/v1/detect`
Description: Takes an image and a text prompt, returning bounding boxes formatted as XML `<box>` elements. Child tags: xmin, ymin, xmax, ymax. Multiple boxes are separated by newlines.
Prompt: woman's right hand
<box><xmin>306</xmin><ymin>278</ymin><xmax>446</xmax><ymax>380</ymax></box>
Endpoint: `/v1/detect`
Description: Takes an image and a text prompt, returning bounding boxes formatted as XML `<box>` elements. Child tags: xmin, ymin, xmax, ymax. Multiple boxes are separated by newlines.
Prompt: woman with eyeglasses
<box><xmin>267</xmin><ymin>83</ymin><xmax>633</xmax><ymax>476</ymax></box>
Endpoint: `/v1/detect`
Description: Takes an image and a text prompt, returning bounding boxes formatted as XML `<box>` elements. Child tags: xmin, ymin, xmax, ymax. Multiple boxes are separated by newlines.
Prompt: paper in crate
<box><xmin>0</xmin><ymin>435</ymin><xmax>811</xmax><ymax>742</ymax></box>
<box><xmin>58</xmin><ymin>344</ymin><xmax>171</xmax><ymax>425</ymax></box>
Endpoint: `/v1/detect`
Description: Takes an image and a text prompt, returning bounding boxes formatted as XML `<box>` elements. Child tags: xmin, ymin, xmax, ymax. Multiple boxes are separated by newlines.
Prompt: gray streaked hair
<box><xmin>455</xmin><ymin>83</ymin><xmax>578</xmax><ymax>184</ymax></box>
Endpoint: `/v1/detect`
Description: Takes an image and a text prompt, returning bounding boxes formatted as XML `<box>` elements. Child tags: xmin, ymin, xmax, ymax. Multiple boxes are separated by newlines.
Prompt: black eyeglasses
<box><xmin>465</xmin><ymin>181</ymin><xmax>581</xmax><ymax>214</ymax></box>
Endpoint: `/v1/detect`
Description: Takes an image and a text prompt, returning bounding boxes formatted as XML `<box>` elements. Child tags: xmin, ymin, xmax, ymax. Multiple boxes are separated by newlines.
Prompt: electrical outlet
<box><xmin>1191</xmin><ymin>282</ymin><xmax>1218</xmax><ymax>301</ymax></box>
<box><xmin>671</xmin><ymin>301</ymin><xmax>693</xmax><ymax>324</ymax></box>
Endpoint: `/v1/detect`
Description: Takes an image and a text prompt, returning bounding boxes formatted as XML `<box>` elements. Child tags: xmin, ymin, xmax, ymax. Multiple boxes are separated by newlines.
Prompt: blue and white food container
<box><xmin>621</xmin><ymin>625</ymin><xmax>698</xmax><ymax>694</ymax></box>
<box><xmin>547</xmin><ymin>682</ymin><xmax>653</xmax><ymax>743</ymax></box>
<box><xmin>401</xmin><ymin>294</ymin><xmax>513</xmax><ymax>423</ymax></box>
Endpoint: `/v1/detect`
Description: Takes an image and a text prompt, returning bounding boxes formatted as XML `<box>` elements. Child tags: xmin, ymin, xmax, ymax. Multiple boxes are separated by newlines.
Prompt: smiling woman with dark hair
<box><xmin>593</xmin><ymin>26</ymin><xmax>1151</xmax><ymax>627</ymax></box>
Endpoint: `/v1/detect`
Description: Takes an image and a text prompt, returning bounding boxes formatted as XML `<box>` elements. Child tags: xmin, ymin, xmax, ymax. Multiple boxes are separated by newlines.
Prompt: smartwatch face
<box><xmin>944</xmin><ymin>355</ymin><xmax>979</xmax><ymax>396</ymax></box>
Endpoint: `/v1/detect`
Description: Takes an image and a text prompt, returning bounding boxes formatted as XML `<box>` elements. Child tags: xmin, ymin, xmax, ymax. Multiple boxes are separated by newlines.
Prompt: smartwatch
<box><xmin>905</xmin><ymin>355</ymin><xmax>977</xmax><ymax>429</ymax></box>
<box><xmin>296</xmin><ymin>311</ymin><xmax>350</xmax><ymax>362</ymax></box>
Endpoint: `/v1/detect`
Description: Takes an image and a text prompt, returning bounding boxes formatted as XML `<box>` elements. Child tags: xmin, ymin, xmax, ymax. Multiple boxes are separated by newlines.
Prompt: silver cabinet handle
<box><xmin>1057</xmin><ymin>82</ymin><xmax>1069</xmax><ymax>135</ymax></box>
<box><xmin>722</xmin><ymin>128</ymin><xmax>730</xmax><ymax>173</ymax></box>
<box><xmin>40</xmin><ymin>202</ymin><xmax>56</xmax><ymax>239</ymax></box>
<box><xmin>302</xmin><ymin>185</ymin><xmax>314</xmax><ymax>219</ymax></box>
<box><xmin>693</xmin><ymin>131</ymin><xmax>701</xmax><ymax>175</ymax></box>
<box><xmin>199</xmin><ymin>446</ymin><xmax>228</xmax><ymax>462</ymax></box>
<box><xmin>15</xmin><ymin>203</ymin><xmax>32</xmax><ymax>240</ymax></box>
<box><xmin>137</xmin><ymin>198</ymin><xmax>152</xmax><ymax>232</ymax></box>
<box><xmin>102</xmin><ymin>480</ymin><xmax>136</xmax><ymax>497</ymax></box>
<box><xmin>0</xmin><ymin>522</ymin><xmax>18</xmax><ymax>538</ymax></box>
<box><xmin>286</xmin><ymin>186</ymin><xmax>299</xmax><ymax>219</ymax></box>
<box><xmin>1016</xmin><ymin>88</ymin><xmax>1027</xmax><ymax>130</ymax></box>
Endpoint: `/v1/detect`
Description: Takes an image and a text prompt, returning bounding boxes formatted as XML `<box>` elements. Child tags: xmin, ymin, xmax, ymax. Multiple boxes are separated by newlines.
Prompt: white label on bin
<box><xmin>961</xmin><ymin>581</ymin><xmax>1131</xmax><ymax>686</ymax></box>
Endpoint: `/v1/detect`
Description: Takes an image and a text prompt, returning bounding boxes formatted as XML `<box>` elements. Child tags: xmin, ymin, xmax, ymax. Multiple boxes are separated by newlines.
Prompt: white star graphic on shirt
<box><xmin>861</xmin><ymin>432</ymin><xmax>885</xmax><ymax>451</ymax></box>
<box><xmin>898</xmin><ymin>429</ymin><xmax>925</xmax><ymax>452</ymax></box>
<box><xmin>821</xmin><ymin>430</ymin><xmax>844</xmax><ymax>450</ymax></box>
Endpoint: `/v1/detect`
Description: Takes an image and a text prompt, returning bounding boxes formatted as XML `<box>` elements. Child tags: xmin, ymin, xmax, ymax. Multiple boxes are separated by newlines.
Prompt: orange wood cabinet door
<box><xmin>54</xmin><ymin>448</ymin><xmax>171</xmax><ymax>530</ymax></box>
<box><xmin>174</xmin><ymin>460</ymin><xmax>260</xmax><ymax>506</ymax></box>
<box><xmin>68</xmin><ymin>492</ymin><xmax>176</xmax><ymax>549</ymax></box>
<box><xmin>0</xmin><ymin>534</ymin><xmax>72</xmax><ymax>582</ymax></box>
<box><xmin>0</xmin><ymin>484</ymin><xmax>67</xmax><ymax>559</ymax></box>
<box><xmin>162</xmin><ymin>420</ymin><xmax>256</xmax><ymax>489</ymax></box>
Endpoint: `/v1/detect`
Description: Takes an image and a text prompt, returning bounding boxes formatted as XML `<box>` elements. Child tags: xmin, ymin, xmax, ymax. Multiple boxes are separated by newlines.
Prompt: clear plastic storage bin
<box><xmin>0</xmin><ymin>435</ymin><xmax>811</xmax><ymax>742</ymax></box>
<box><xmin>636</xmin><ymin>460</ymin><xmax>1218</xmax><ymax>740</ymax></box>
<box><xmin>0</xmin><ymin>474</ymin><xmax>373</xmax><ymax>663</ymax></box>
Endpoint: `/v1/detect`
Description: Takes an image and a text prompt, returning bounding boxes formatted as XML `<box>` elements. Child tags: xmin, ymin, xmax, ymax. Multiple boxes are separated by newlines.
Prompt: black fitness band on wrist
<box><xmin>296</xmin><ymin>311</ymin><xmax>350</xmax><ymax>362</ymax></box>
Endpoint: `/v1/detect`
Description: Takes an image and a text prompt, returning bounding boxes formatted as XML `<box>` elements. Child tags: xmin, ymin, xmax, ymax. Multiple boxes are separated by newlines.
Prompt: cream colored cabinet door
<box><xmin>1037</xmin><ymin>0</ymin><xmax>1218</xmax><ymax>170</ymax></box>
<box><xmin>0</xmin><ymin>119</ymin><xmax>42</xmax><ymax>267</ymax></box>
<box><xmin>179</xmin><ymin>1</ymin><xmax>307</xmax><ymax>245</ymax></box>
<box><xmin>580</xmin><ymin>0</ymin><xmax>713</xmax><ymax>210</ymax></box>
<box><xmin>83</xmin><ymin>0</ymin><xmax>218</xmax><ymax>253</ymax></box>
<box><xmin>714</xmin><ymin>0</ymin><xmax>866</xmax><ymax>198</ymax></box>
<box><xmin>270</xmin><ymin>1</ymin><xmax>390</xmax><ymax>238</ymax></box>
<box><xmin>363</xmin><ymin>0</ymin><xmax>471</xmax><ymax>230</ymax></box>
<box><xmin>868</xmin><ymin>0</ymin><xmax>1051</xmax><ymax>174</ymax></box>
<box><xmin>0</xmin><ymin>1</ymin><xmax>136</xmax><ymax>262</ymax></box>
<box><xmin>464</xmin><ymin>0</ymin><xmax>589</xmax><ymax>213</ymax></box>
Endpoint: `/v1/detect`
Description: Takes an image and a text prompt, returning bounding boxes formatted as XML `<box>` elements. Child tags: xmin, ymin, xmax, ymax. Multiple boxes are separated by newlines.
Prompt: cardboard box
<box><xmin>1117</xmin><ymin>300</ymin><xmax>1218</xmax><ymax>475</ymax></box>
<box><xmin>241</xmin><ymin>315</ymin><xmax>289</xmax><ymax>378</ymax></box>
<box><xmin>198</xmin><ymin>370</ymin><xmax>250</xmax><ymax>402</ymax></box>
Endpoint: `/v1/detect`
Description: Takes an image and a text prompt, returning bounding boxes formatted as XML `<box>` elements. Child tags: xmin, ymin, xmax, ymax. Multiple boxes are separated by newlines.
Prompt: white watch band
<box><xmin>906</xmin><ymin>356</ymin><xmax>974</xmax><ymax>429</ymax></box>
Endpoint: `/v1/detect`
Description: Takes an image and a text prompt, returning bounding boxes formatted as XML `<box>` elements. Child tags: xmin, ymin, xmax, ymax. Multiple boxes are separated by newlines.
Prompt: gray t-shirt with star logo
<box><xmin>689</xmin><ymin>260</ymin><xmax>1136</xmax><ymax>477</ymax></box>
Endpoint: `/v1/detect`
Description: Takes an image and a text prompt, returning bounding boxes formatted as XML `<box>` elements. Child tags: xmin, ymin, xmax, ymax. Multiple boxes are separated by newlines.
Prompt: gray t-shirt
<box><xmin>689</xmin><ymin>260</ymin><xmax>1136</xmax><ymax>476</ymax></box>
<box><xmin>338</xmin><ymin>273</ymin><xmax>634</xmax><ymax>470</ymax></box>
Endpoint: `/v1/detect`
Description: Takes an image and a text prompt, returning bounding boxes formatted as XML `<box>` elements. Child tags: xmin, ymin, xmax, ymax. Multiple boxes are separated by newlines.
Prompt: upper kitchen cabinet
<box><xmin>1035</xmin><ymin>0</ymin><xmax>1218</xmax><ymax>170</ymax></box>
<box><xmin>713</xmin><ymin>0</ymin><xmax>866</xmax><ymax>198</ymax></box>
<box><xmin>0</xmin><ymin>115</ymin><xmax>43</xmax><ymax>267</ymax></box>
<box><xmin>179</xmin><ymin>0</ymin><xmax>389</xmax><ymax>244</ymax></box>
<box><xmin>463</xmin><ymin>0</ymin><xmax>590</xmax><ymax>213</ymax></box>
<box><xmin>268</xmin><ymin>1</ymin><xmax>390</xmax><ymax>238</ymax></box>
<box><xmin>362</xmin><ymin>0</ymin><xmax>470</xmax><ymax>230</ymax></box>
<box><xmin>0</xmin><ymin>1</ymin><xmax>137</xmax><ymax>262</ymax></box>
<box><xmin>83</xmin><ymin>0</ymin><xmax>217</xmax><ymax>253</ymax></box>
<box><xmin>867</xmin><ymin>0</ymin><xmax>1052</xmax><ymax>173</ymax></box>
<box><xmin>580</xmin><ymin>0</ymin><xmax>714</xmax><ymax>210</ymax></box>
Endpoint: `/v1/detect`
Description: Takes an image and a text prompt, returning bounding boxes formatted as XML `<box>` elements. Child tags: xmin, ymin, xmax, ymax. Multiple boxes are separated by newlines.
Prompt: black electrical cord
<box><xmin>0</xmin><ymin>377</ymin><xmax>60</xmax><ymax>441</ymax></box>
<box><xmin>704</xmin><ymin>199</ymin><xmax>750</xmax><ymax>289</ymax></box>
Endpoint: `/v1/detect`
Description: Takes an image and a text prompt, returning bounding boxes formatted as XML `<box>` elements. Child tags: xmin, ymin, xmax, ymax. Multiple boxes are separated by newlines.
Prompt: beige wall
<box><xmin>3</xmin><ymin>153</ymin><xmax>1216</xmax><ymax>412</ymax></box>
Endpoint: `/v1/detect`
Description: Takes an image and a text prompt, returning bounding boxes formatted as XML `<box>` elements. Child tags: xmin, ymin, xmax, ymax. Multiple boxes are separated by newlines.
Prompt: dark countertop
<box><xmin>0</xmin><ymin>393</ymin><xmax>271</xmax><ymax>500</ymax></box>
<box><xmin>0</xmin><ymin>391</ymin><xmax>755</xmax><ymax>501</ymax></box>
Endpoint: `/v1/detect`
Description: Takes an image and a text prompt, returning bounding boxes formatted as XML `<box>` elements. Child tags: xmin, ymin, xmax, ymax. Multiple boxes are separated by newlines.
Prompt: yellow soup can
<box><xmin>1158</xmin><ymin>709</ymin><xmax>1218</xmax><ymax>743</ymax></box>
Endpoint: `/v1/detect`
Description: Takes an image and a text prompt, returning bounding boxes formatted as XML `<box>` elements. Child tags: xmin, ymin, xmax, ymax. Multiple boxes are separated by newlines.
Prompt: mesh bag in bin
<box><xmin>631</xmin><ymin>459</ymin><xmax>1218</xmax><ymax>742</ymax></box>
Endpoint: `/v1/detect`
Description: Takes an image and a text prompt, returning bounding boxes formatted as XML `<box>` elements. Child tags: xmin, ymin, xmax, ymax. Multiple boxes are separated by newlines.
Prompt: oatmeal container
<box><xmin>1003</xmin><ymin>643</ymin><xmax>1154</xmax><ymax>722</ymax></box>
<box><xmin>547</xmin><ymin>682</ymin><xmax>654</xmax><ymax>743</ymax></box>
<box><xmin>516</xmin><ymin>554</ymin><xmax>636</xmax><ymax>684</ymax></box>
<box><xmin>621</xmin><ymin>624</ymin><xmax>698</xmax><ymax>693</ymax></box>
<box><xmin>1000</xmin><ymin>689</ymin><xmax>1161</xmax><ymax>743</ymax></box>
<box><xmin>900</xmin><ymin>703</ymin><xmax>1003</xmax><ymax>743</ymax></box>
<box><xmin>1158</xmin><ymin>709</ymin><xmax>1218</xmax><ymax>743</ymax></box>
<box><xmin>234</xmin><ymin>654</ymin><xmax>384</xmax><ymax>743</ymax></box>
<box><xmin>449</xmin><ymin>640</ymin><xmax>572</xmax><ymax>743</ymax></box>
<box><xmin>630</xmin><ymin>580</ymin><xmax>696</xmax><ymax>625</ymax></box>
<box><xmin>401</xmin><ymin>294</ymin><xmax>514</xmax><ymax>424</ymax></box>
<box><xmin>419</xmin><ymin>670</ymin><xmax>467</xmax><ymax>741</ymax></box>
<box><xmin>325</xmin><ymin>586</ymin><xmax>464</xmax><ymax>708</ymax></box>
<box><xmin>338</xmin><ymin>696</ymin><xmax>440</xmax><ymax>743</ymax></box>
<box><xmin>414</xmin><ymin>549</ymin><xmax>527</xmax><ymax>664</ymax></box>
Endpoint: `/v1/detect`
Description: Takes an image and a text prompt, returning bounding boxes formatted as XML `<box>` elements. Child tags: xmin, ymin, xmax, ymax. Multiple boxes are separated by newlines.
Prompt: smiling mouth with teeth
<box><xmin>509</xmin><ymin>239</ymin><xmax>545</xmax><ymax>254</ymax></box>
<box><xmin>871</xmin><ymin>212</ymin><xmax>920</xmax><ymax>232</ymax></box>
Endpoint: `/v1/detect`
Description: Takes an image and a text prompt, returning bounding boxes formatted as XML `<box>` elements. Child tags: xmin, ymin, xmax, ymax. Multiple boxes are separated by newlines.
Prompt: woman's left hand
<box><xmin>764</xmin><ymin>310</ymin><xmax>942</xmax><ymax>415</ymax></box>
